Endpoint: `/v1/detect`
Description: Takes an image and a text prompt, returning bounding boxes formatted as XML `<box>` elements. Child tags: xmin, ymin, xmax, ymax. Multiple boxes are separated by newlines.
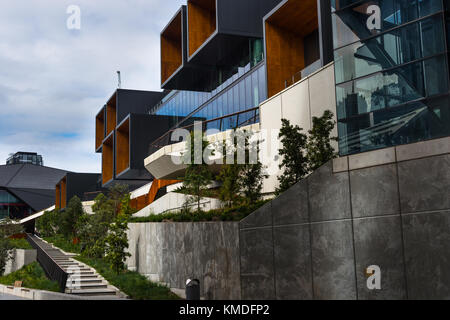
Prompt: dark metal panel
<box><xmin>317</xmin><ymin>0</ymin><xmax>334</xmax><ymax>66</ymax></box>
<box><xmin>66</xmin><ymin>173</ymin><xmax>102</xmax><ymax>203</ymax></box>
<box><xmin>116</xmin><ymin>89</ymin><xmax>169</xmax><ymax>125</ymax></box>
<box><xmin>115</xmin><ymin>114</ymin><xmax>178</xmax><ymax>181</ymax></box>
<box><xmin>217</xmin><ymin>0</ymin><xmax>283</xmax><ymax>37</ymax></box>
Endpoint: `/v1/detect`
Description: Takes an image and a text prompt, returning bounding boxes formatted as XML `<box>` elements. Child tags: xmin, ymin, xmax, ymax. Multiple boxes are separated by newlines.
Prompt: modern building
<box><xmin>0</xmin><ymin>162</ymin><xmax>69</xmax><ymax>231</ymax></box>
<box><xmin>55</xmin><ymin>173</ymin><xmax>103</xmax><ymax>210</ymax></box>
<box><xmin>6</xmin><ymin>152</ymin><xmax>44</xmax><ymax>166</ymax></box>
<box><xmin>89</xmin><ymin>0</ymin><xmax>450</xmax><ymax>299</ymax></box>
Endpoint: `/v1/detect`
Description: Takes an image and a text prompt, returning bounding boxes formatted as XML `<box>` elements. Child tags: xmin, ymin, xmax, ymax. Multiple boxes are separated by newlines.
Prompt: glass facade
<box><xmin>0</xmin><ymin>189</ymin><xmax>32</xmax><ymax>220</ymax></box>
<box><xmin>151</xmin><ymin>62</ymin><xmax>266</xmax><ymax>133</ymax></box>
<box><xmin>332</xmin><ymin>0</ymin><xmax>450</xmax><ymax>155</ymax></box>
<box><xmin>6</xmin><ymin>152</ymin><xmax>43</xmax><ymax>166</ymax></box>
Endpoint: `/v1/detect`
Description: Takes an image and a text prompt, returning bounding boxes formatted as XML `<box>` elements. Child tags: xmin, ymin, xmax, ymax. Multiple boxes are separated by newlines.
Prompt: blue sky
<box><xmin>0</xmin><ymin>0</ymin><xmax>185</xmax><ymax>172</ymax></box>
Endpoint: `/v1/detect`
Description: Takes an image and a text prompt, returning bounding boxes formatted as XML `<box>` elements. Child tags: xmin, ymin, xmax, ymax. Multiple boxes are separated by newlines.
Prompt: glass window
<box><xmin>258</xmin><ymin>66</ymin><xmax>267</xmax><ymax>103</ymax></box>
<box><xmin>337</xmin><ymin>59</ymin><xmax>428</xmax><ymax>119</ymax></box>
<box><xmin>424</xmin><ymin>55</ymin><xmax>449</xmax><ymax>96</ymax></box>
<box><xmin>332</xmin><ymin>0</ymin><xmax>443</xmax><ymax>49</ymax></box>
<box><xmin>245</xmin><ymin>76</ymin><xmax>252</xmax><ymax>108</ymax></box>
<box><xmin>233</xmin><ymin>84</ymin><xmax>240</xmax><ymax>114</ymax></box>
<box><xmin>338</xmin><ymin>96</ymin><xmax>450</xmax><ymax>155</ymax></box>
<box><xmin>334</xmin><ymin>15</ymin><xmax>445</xmax><ymax>84</ymax></box>
<box><xmin>239</xmin><ymin>80</ymin><xmax>246</xmax><ymax>111</ymax></box>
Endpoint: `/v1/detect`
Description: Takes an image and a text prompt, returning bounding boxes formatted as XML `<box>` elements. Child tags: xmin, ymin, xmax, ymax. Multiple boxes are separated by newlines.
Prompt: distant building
<box><xmin>6</xmin><ymin>152</ymin><xmax>43</xmax><ymax>166</ymax></box>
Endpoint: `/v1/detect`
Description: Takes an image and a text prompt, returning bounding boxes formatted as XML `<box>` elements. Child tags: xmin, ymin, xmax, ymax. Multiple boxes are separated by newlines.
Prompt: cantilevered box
<box><xmin>161</xmin><ymin>0</ymin><xmax>284</xmax><ymax>91</ymax></box>
<box><xmin>161</xmin><ymin>5</ymin><xmax>216</xmax><ymax>91</ymax></box>
<box><xmin>96</xmin><ymin>89</ymin><xmax>168</xmax><ymax>152</ymax></box>
<box><xmin>102</xmin><ymin>131</ymin><xmax>115</xmax><ymax>186</ymax></box>
<box><xmin>263</xmin><ymin>0</ymin><xmax>333</xmax><ymax>97</ymax></box>
<box><xmin>115</xmin><ymin>114</ymin><xmax>178</xmax><ymax>181</ymax></box>
<box><xmin>55</xmin><ymin>173</ymin><xmax>102</xmax><ymax>209</ymax></box>
<box><xmin>186</xmin><ymin>0</ymin><xmax>283</xmax><ymax>65</ymax></box>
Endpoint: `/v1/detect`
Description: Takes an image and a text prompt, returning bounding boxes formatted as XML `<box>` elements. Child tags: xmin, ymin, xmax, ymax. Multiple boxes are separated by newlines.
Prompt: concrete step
<box><xmin>66</xmin><ymin>271</ymin><xmax>95</xmax><ymax>275</ymax></box>
<box><xmin>63</xmin><ymin>268</ymin><xmax>92</xmax><ymax>272</ymax></box>
<box><xmin>68</xmin><ymin>275</ymin><xmax>99</xmax><ymax>279</ymax></box>
<box><xmin>66</xmin><ymin>283</ymin><xmax>108</xmax><ymax>290</ymax></box>
<box><xmin>69</xmin><ymin>288</ymin><xmax>117</xmax><ymax>296</ymax></box>
<box><xmin>67</xmin><ymin>278</ymin><xmax>103</xmax><ymax>284</ymax></box>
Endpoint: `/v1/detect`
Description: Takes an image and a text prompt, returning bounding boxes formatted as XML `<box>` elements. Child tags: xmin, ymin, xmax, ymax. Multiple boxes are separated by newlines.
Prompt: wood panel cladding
<box><xmin>60</xmin><ymin>177</ymin><xmax>67</xmax><ymax>209</ymax></box>
<box><xmin>188</xmin><ymin>0</ymin><xmax>216</xmax><ymax>58</ymax></box>
<box><xmin>55</xmin><ymin>183</ymin><xmax>61</xmax><ymax>209</ymax></box>
<box><xmin>102</xmin><ymin>134</ymin><xmax>114</xmax><ymax>185</ymax></box>
<box><xmin>95</xmin><ymin>109</ymin><xmax>105</xmax><ymax>150</ymax></box>
<box><xmin>106</xmin><ymin>95</ymin><xmax>117</xmax><ymax>135</ymax></box>
<box><xmin>265</xmin><ymin>0</ymin><xmax>319</xmax><ymax>98</ymax></box>
<box><xmin>116</xmin><ymin>118</ymin><xmax>130</xmax><ymax>176</ymax></box>
<box><xmin>161</xmin><ymin>10</ymin><xmax>183</xmax><ymax>85</ymax></box>
<box><xmin>130</xmin><ymin>179</ymin><xmax>181</xmax><ymax>211</ymax></box>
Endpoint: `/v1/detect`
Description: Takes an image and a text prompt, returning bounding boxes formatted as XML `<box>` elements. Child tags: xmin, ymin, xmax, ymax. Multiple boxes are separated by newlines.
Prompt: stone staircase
<box><xmin>34</xmin><ymin>238</ymin><xmax>126</xmax><ymax>299</ymax></box>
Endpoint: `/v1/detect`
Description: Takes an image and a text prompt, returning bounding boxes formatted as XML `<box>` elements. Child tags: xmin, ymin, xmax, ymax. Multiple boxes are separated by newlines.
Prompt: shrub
<box><xmin>0</xmin><ymin>262</ymin><xmax>59</xmax><ymax>292</ymax></box>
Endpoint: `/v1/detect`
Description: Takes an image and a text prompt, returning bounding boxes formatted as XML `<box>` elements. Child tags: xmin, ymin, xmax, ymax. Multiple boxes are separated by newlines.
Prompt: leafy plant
<box><xmin>0</xmin><ymin>219</ymin><xmax>24</xmax><ymax>276</ymax></box>
<box><xmin>307</xmin><ymin>110</ymin><xmax>338</xmax><ymax>171</ymax></box>
<box><xmin>59</xmin><ymin>196</ymin><xmax>85</xmax><ymax>239</ymax></box>
<box><xmin>182</xmin><ymin>132</ymin><xmax>213</xmax><ymax>212</ymax></box>
<box><xmin>276</xmin><ymin>119</ymin><xmax>308</xmax><ymax>195</ymax></box>
<box><xmin>104</xmin><ymin>215</ymin><xmax>131</xmax><ymax>274</ymax></box>
<box><xmin>0</xmin><ymin>262</ymin><xmax>59</xmax><ymax>292</ymax></box>
<box><xmin>36</xmin><ymin>209</ymin><xmax>60</xmax><ymax>237</ymax></box>
<box><xmin>75</xmin><ymin>256</ymin><xmax>179</xmax><ymax>300</ymax></box>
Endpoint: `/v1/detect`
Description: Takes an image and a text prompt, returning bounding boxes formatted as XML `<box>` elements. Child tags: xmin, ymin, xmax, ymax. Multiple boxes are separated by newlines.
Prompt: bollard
<box><xmin>185</xmin><ymin>279</ymin><xmax>200</xmax><ymax>300</ymax></box>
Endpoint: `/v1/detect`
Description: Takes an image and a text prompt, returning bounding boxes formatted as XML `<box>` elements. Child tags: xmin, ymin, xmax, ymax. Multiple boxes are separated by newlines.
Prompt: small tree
<box><xmin>307</xmin><ymin>110</ymin><xmax>338</xmax><ymax>171</ymax></box>
<box><xmin>217</xmin><ymin>164</ymin><xmax>242</xmax><ymax>207</ymax></box>
<box><xmin>59</xmin><ymin>196</ymin><xmax>84</xmax><ymax>240</ymax></box>
<box><xmin>79</xmin><ymin>193</ymin><xmax>115</xmax><ymax>258</ymax></box>
<box><xmin>276</xmin><ymin>119</ymin><xmax>308</xmax><ymax>195</ymax></box>
<box><xmin>36</xmin><ymin>209</ymin><xmax>60</xmax><ymax>237</ymax></box>
<box><xmin>107</xmin><ymin>184</ymin><xmax>130</xmax><ymax>216</ymax></box>
<box><xmin>118</xmin><ymin>193</ymin><xmax>136</xmax><ymax>216</ymax></box>
<box><xmin>217</xmin><ymin>131</ymin><xmax>245</xmax><ymax>207</ymax></box>
<box><xmin>0</xmin><ymin>219</ymin><xmax>24</xmax><ymax>276</ymax></box>
<box><xmin>104</xmin><ymin>215</ymin><xmax>131</xmax><ymax>274</ymax></box>
<box><xmin>182</xmin><ymin>132</ymin><xmax>213</xmax><ymax>212</ymax></box>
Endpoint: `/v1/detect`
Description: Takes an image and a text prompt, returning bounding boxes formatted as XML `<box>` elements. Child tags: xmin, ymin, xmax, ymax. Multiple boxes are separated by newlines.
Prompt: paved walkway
<box><xmin>0</xmin><ymin>293</ymin><xmax>29</xmax><ymax>300</ymax></box>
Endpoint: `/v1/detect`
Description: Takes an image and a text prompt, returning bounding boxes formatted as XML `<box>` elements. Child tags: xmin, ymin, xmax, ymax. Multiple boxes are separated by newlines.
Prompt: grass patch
<box><xmin>75</xmin><ymin>256</ymin><xmax>180</xmax><ymax>300</ymax></box>
<box><xmin>43</xmin><ymin>235</ymin><xmax>81</xmax><ymax>254</ymax></box>
<box><xmin>9</xmin><ymin>238</ymin><xmax>32</xmax><ymax>250</ymax></box>
<box><xmin>129</xmin><ymin>200</ymin><xmax>269</xmax><ymax>223</ymax></box>
<box><xmin>0</xmin><ymin>262</ymin><xmax>59</xmax><ymax>292</ymax></box>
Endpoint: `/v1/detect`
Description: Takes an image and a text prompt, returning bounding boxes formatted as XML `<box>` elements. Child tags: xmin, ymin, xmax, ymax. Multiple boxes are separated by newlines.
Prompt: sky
<box><xmin>0</xmin><ymin>0</ymin><xmax>185</xmax><ymax>172</ymax></box>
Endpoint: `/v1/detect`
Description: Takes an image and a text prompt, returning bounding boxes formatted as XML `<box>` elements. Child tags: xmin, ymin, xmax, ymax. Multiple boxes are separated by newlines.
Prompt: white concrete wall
<box><xmin>133</xmin><ymin>192</ymin><xmax>223</xmax><ymax>217</ymax></box>
<box><xmin>259</xmin><ymin>62</ymin><xmax>337</xmax><ymax>194</ymax></box>
<box><xmin>4</xmin><ymin>249</ymin><xmax>37</xmax><ymax>276</ymax></box>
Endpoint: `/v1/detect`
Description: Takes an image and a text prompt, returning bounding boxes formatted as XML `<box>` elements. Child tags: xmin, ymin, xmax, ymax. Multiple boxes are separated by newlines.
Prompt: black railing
<box><xmin>26</xmin><ymin>234</ymin><xmax>68</xmax><ymax>293</ymax></box>
<box><xmin>149</xmin><ymin>107</ymin><xmax>260</xmax><ymax>153</ymax></box>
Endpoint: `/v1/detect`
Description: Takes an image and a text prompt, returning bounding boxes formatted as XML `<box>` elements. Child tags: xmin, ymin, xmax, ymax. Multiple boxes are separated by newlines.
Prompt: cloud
<box><xmin>0</xmin><ymin>0</ymin><xmax>185</xmax><ymax>172</ymax></box>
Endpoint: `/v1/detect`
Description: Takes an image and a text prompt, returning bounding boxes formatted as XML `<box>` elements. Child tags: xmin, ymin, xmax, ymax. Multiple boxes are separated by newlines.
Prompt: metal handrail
<box><xmin>149</xmin><ymin>107</ymin><xmax>260</xmax><ymax>150</ymax></box>
<box><xmin>26</xmin><ymin>234</ymin><xmax>68</xmax><ymax>293</ymax></box>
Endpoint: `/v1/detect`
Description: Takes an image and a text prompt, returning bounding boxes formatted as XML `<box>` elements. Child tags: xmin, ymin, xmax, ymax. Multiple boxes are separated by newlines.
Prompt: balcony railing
<box><xmin>149</xmin><ymin>107</ymin><xmax>260</xmax><ymax>153</ymax></box>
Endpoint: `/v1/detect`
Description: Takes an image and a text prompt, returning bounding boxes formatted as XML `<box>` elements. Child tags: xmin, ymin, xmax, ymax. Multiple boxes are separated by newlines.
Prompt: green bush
<box><xmin>0</xmin><ymin>262</ymin><xmax>59</xmax><ymax>292</ymax></box>
<box><xmin>44</xmin><ymin>235</ymin><xmax>81</xmax><ymax>254</ymax></box>
<box><xmin>129</xmin><ymin>200</ymin><xmax>269</xmax><ymax>223</ymax></box>
<box><xmin>8</xmin><ymin>238</ymin><xmax>32</xmax><ymax>250</ymax></box>
<box><xmin>75</xmin><ymin>256</ymin><xmax>179</xmax><ymax>300</ymax></box>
